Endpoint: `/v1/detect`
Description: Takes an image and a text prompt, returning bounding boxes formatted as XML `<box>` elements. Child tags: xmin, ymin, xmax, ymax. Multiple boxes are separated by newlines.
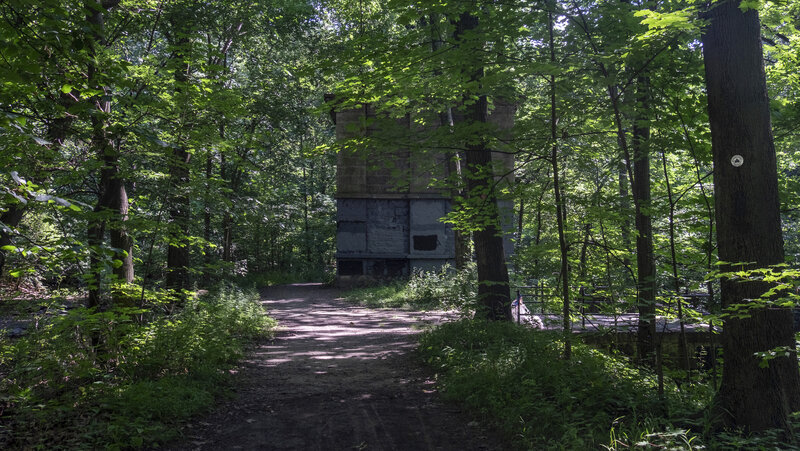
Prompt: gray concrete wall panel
<box><xmin>366</xmin><ymin>199</ymin><xmax>408</xmax><ymax>255</ymax></box>
<box><xmin>337</xmin><ymin>199</ymin><xmax>367</xmax><ymax>221</ymax></box>
<box><xmin>408</xmin><ymin>199</ymin><xmax>454</xmax><ymax>258</ymax></box>
<box><xmin>337</xmin><ymin>222</ymin><xmax>366</xmax><ymax>253</ymax></box>
<box><xmin>337</xmin><ymin>152</ymin><xmax>366</xmax><ymax>196</ymax></box>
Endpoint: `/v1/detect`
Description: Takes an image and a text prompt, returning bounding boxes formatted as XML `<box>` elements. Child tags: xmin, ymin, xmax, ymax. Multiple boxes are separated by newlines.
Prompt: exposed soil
<box><xmin>167</xmin><ymin>283</ymin><xmax>508</xmax><ymax>451</ymax></box>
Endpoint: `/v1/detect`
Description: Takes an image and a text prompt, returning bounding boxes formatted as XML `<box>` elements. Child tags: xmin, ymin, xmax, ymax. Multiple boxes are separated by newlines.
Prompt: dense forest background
<box><xmin>2</xmin><ymin>0</ymin><xmax>800</xmax><ymax>448</ymax></box>
<box><xmin>2</xmin><ymin>1</ymin><xmax>800</xmax><ymax>303</ymax></box>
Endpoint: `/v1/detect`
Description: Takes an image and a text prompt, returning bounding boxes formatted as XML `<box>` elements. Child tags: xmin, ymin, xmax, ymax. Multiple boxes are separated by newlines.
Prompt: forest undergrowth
<box><xmin>419</xmin><ymin>319</ymin><xmax>800</xmax><ymax>450</ymax></box>
<box><xmin>347</xmin><ymin>270</ymin><xmax>800</xmax><ymax>450</ymax></box>
<box><xmin>0</xmin><ymin>284</ymin><xmax>275</xmax><ymax>450</ymax></box>
<box><xmin>343</xmin><ymin>263</ymin><xmax>478</xmax><ymax>312</ymax></box>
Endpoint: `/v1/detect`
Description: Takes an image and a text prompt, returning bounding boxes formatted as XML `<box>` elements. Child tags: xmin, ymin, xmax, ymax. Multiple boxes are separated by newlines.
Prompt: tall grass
<box><xmin>0</xmin><ymin>284</ymin><xmax>275</xmax><ymax>449</ymax></box>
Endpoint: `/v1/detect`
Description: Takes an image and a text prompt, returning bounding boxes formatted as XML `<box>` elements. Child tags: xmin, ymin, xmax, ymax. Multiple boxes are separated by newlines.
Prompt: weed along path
<box><xmin>169</xmin><ymin>283</ymin><xmax>504</xmax><ymax>451</ymax></box>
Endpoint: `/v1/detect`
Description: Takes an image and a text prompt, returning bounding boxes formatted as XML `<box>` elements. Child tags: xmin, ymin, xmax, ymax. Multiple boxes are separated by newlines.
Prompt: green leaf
<box><xmin>0</xmin><ymin>245</ymin><xmax>16</xmax><ymax>252</ymax></box>
<box><xmin>739</xmin><ymin>0</ymin><xmax>761</xmax><ymax>12</ymax></box>
<box><xmin>33</xmin><ymin>136</ymin><xmax>52</xmax><ymax>146</ymax></box>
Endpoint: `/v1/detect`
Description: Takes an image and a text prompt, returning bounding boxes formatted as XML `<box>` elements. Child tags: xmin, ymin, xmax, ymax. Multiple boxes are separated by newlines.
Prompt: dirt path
<box><xmin>168</xmin><ymin>283</ymin><xmax>505</xmax><ymax>451</ymax></box>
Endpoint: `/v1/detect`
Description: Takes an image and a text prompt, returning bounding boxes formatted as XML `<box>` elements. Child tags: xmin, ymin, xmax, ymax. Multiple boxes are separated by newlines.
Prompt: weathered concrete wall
<box><xmin>336</xmin><ymin>198</ymin><xmax>455</xmax><ymax>279</ymax></box>
<box><xmin>331</xmin><ymin>99</ymin><xmax>514</xmax><ymax>283</ymax></box>
<box><xmin>409</xmin><ymin>199</ymin><xmax>452</xmax><ymax>260</ymax></box>
<box><xmin>366</xmin><ymin>199</ymin><xmax>409</xmax><ymax>255</ymax></box>
<box><xmin>335</xmin><ymin>106</ymin><xmax>368</xmax><ymax>197</ymax></box>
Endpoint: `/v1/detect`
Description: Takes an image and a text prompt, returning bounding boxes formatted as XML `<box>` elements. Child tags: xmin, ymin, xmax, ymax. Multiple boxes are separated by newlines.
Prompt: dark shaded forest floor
<box><xmin>166</xmin><ymin>283</ymin><xmax>506</xmax><ymax>451</ymax></box>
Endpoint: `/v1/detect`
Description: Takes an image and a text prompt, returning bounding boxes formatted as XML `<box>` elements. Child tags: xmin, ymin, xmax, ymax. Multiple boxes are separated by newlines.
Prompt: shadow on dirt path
<box><xmin>167</xmin><ymin>283</ymin><xmax>507</xmax><ymax>451</ymax></box>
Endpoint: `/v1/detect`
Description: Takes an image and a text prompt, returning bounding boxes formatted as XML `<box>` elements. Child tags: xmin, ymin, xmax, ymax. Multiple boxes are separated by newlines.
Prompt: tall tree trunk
<box><xmin>517</xmin><ymin>196</ymin><xmax>524</xmax><ymax>245</ymax></box>
<box><xmin>166</xmin><ymin>34</ymin><xmax>192</xmax><ymax>292</ymax></box>
<box><xmin>578</xmin><ymin>222</ymin><xmax>591</xmax><ymax>281</ymax></box>
<box><xmin>204</xmin><ymin>148</ymin><xmax>213</xmax><ymax>268</ymax></box>
<box><xmin>457</xmin><ymin>12</ymin><xmax>511</xmax><ymax>321</ymax></box>
<box><xmin>302</xmin><ymin>162</ymin><xmax>310</xmax><ymax>266</ymax></box>
<box><xmin>661</xmin><ymin>150</ymin><xmax>690</xmax><ymax>373</ymax></box>
<box><xmin>166</xmin><ymin>143</ymin><xmax>191</xmax><ymax>291</ymax></box>
<box><xmin>702</xmin><ymin>0</ymin><xmax>800</xmax><ymax>431</ymax></box>
<box><xmin>631</xmin><ymin>76</ymin><xmax>657</xmax><ymax>366</ymax></box>
<box><xmin>222</xmin><ymin>163</ymin><xmax>242</xmax><ymax>263</ymax></box>
<box><xmin>548</xmin><ymin>9</ymin><xmax>571</xmax><ymax>358</ymax></box>
<box><xmin>86</xmin><ymin>97</ymin><xmax>114</xmax><ymax>309</ymax></box>
<box><xmin>614</xmin><ymin>86</ymin><xmax>632</xmax><ymax>276</ymax></box>
<box><xmin>533</xmin><ymin>181</ymin><xmax>547</xmax><ymax>276</ymax></box>
<box><xmin>618</xmin><ymin>160</ymin><xmax>632</xmax><ymax>268</ymax></box>
<box><xmin>85</xmin><ymin>0</ymin><xmax>130</xmax><ymax>308</ymax></box>
<box><xmin>109</xmin><ymin>174</ymin><xmax>134</xmax><ymax>284</ymax></box>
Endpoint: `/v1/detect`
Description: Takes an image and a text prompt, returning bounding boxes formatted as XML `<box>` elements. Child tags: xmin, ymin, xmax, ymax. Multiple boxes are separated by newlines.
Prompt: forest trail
<box><xmin>168</xmin><ymin>283</ymin><xmax>504</xmax><ymax>451</ymax></box>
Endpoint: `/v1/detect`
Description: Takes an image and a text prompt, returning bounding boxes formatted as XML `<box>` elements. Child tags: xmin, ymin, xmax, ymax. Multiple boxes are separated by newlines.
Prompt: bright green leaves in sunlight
<box><xmin>634</xmin><ymin>8</ymin><xmax>698</xmax><ymax>39</ymax></box>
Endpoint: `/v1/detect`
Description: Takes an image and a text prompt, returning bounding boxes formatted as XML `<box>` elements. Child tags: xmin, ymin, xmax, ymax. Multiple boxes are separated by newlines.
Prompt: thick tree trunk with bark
<box><xmin>632</xmin><ymin>77</ymin><xmax>656</xmax><ymax>365</ymax></box>
<box><xmin>166</xmin><ymin>144</ymin><xmax>191</xmax><ymax>291</ymax></box>
<box><xmin>166</xmin><ymin>34</ymin><xmax>192</xmax><ymax>292</ymax></box>
<box><xmin>86</xmin><ymin>0</ymin><xmax>132</xmax><ymax>309</ymax></box>
<box><xmin>457</xmin><ymin>12</ymin><xmax>511</xmax><ymax>321</ymax></box>
<box><xmin>703</xmin><ymin>0</ymin><xmax>800</xmax><ymax>431</ymax></box>
<box><xmin>109</xmin><ymin>178</ymin><xmax>134</xmax><ymax>284</ymax></box>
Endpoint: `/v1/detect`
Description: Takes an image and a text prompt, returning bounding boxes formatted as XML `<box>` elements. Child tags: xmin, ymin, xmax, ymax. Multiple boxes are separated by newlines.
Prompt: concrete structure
<box><xmin>329</xmin><ymin>98</ymin><xmax>515</xmax><ymax>284</ymax></box>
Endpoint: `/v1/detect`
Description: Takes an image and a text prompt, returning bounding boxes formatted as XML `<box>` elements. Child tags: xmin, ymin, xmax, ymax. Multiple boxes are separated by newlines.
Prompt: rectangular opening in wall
<box><xmin>386</xmin><ymin>260</ymin><xmax>407</xmax><ymax>277</ymax></box>
<box><xmin>338</xmin><ymin>260</ymin><xmax>363</xmax><ymax>276</ymax></box>
<box><xmin>413</xmin><ymin>235</ymin><xmax>438</xmax><ymax>251</ymax></box>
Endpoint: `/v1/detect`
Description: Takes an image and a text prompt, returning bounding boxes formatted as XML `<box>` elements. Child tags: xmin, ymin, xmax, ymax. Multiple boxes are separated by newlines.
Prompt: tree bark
<box><xmin>109</xmin><ymin>175</ymin><xmax>134</xmax><ymax>284</ymax></box>
<box><xmin>548</xmin><ymin>9</ymin><xmax>571</xmax><ymax>357</ymax></box>
<box><xmin>631</xmin><ymin>76</ymin><xmax>657</xmax><ymax>366</ymax></box>
<box><xmin>85</xmin><ymin>0</ymin><xmax>132</xmax><ymax>309</ymax></box>
<box><xmin>166</xmin><ymin>145</ymin><xmax>191</xmax><ymax>291</ymax></box>
<box><xmin>457</xmin><ymin>12</ymin><xmax>511</xmax><ymax>321</ymax></box>
<box><xmin>618</xmin><ymin>159</ymin><xmax>632</xmax><ymax>268</ymax></box>
<box><xmin>165</xmin><ymin>33</ymin><xmax>192</xmax><ymax>292</ymax></box>
<box><xmin>204</xmin><ymin>148</ymin><xmax>213</xmax><ymax>274</ymax></box>
<box><xmin>702</xmin><ymin>0</ymin><xmax>800</xmax><ymax>431</ymax></box>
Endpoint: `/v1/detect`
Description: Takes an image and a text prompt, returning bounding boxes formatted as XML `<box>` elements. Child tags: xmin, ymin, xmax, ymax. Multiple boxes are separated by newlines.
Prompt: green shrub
<box><xmin>344</xmin><ymin>263</ymin><xmax>477</xmax><ymax>311</ymax></box>
<box><xmin>406</xmin><ymin>263</ymin><xmax>477</xmax><ymax>310</ymax></box>
<box><xmin>419</xmin><ymin>320</ymin><xmax>800</xmax><ymax>449</ymax></box>
<box><xmin>418</xmin><ymin>320</ymin><xmax>707</xmax><ymax>450</ymax></box>
<box><xmin>0</xmin><ymin>284</ymin><xmax>275</xmax><ymax>449</ymax></box>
